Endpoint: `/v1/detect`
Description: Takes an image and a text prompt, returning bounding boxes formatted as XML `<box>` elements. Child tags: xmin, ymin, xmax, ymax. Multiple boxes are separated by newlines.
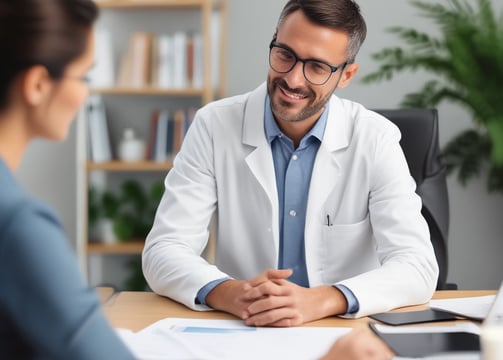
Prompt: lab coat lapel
<box><xmin>242</xmin><ymin>84</ymin><xmax>279</xmax><ymax>245</ymax></box>
<box><xmin>307</xmin><ymin>97</ymin><xmax>349</xmax><ymax>217</ymax></box>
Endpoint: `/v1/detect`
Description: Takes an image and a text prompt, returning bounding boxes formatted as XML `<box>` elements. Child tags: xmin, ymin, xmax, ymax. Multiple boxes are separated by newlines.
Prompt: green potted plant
<box><xmin>361</xmin><ymin>0</ymin><xmax>503</xmax><ymax>192</ymax></box>
<box><xmin>88</xmin><ymin>186</ymin><xmax>120</xmax><ymax>243</ymax></box>
<box><xmin>89</xmin><ymin>179</ymin><xmax>164</xmax><ymax>242</ymax></box>
<box><xmin>88</xmin><ymin>179</ymin><xmax>164</xmax><ymax>290</ymax></box>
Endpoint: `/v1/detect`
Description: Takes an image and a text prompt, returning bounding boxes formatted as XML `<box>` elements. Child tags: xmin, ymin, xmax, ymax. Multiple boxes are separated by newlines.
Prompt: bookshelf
<box><xmin>87</xmin><ymin>241</ymin><xmax>145</xmax><ymax>255</ymax></box>
<box><xmin>76</xmin><ymin>0</ymin><xmax>227</xmax><ymax>289</ymax></box>
<box><xmin>91</xmin><ymin>87</ymin><xmax>205</xmax><ymax>96</ymax></box>
<box><xmin>86</xmin><ymin>160</ymin><xmax>173</xmax><ymax>172</ymax></box>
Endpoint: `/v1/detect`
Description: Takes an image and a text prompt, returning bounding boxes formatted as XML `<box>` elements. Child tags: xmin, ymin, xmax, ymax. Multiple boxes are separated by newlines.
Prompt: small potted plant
<box><xmin>88</xmin><ymin>186</ymin><xmax>120</xmax><ymax>243</ymax></box>
<box><xmin>89</xmin><ymin>179</ymin><xmax>164</xmax><ymax>290</ymax></box>
<box><xmin>89</xmin><ymin>179</ymin><xmax>164</xmax><ymax>243</ymax></box>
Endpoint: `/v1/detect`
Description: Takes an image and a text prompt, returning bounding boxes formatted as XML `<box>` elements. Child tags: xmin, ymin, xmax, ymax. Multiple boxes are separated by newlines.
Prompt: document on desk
<box><xmin>116</xmin><ymin>318</ymin><xmax>351</xmax><ymax>360</ymax></box>
<box><xmin>429</xmin><ymin>295</ymin><xmax>496</xmax><ymax>320</ymax></box>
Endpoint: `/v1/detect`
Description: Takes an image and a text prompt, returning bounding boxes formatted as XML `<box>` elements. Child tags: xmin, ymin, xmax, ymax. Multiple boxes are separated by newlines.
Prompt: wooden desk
<box><xmin>104</xmin><ymin>290</ymin><xmax>495</xmax><ymax>332</ymax></box>
<box><xmin>95</xmin><ymin>286</ymin><xmax>116</xmax><ymax>304</ymax></box>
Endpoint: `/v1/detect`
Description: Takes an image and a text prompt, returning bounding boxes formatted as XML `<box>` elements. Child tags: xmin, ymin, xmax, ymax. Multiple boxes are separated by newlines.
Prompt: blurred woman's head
<box><xmin>0</xmin><ymin>0</ymin><xmax>98</xmax><ymax>141</ymax></box>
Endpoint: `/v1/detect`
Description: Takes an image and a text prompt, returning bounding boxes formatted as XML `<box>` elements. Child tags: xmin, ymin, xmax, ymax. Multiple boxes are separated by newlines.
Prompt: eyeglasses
<box><xmin>269</xmin><ymin>41</ymin><xmax>347</xmax><ymax>86</ymax></box>
<box><xmin>52</xmin><ymin>73</ymin><xmax>91</xmax><ymax>85</ymax></box>
<box><xmin>63</xmin><ymin>74</ymin><xmax>91</xmax><ymax>84</ymax></box>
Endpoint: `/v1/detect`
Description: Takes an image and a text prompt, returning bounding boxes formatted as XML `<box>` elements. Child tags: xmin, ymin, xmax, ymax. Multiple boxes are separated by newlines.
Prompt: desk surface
<box><xmin>96</xmin><ymin>286</ymin><xmax>116</xmax><ymax>304</ymax></box>
<box><xmin>104</xmin><ymin>290</ymin><xmax>496</xmax><ymax>332</ymax></box>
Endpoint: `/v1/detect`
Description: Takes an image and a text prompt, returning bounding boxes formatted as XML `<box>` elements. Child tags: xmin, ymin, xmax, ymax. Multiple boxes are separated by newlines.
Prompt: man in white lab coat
<box><xmin>143</xmin><ymin>0</ymin><xmax>438</xmax><ymax>326</ymax></box>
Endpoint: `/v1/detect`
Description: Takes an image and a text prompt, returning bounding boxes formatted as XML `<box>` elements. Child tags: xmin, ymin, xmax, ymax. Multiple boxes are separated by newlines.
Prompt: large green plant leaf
<box><xmin>443</xmin><ymin>129</ymin><xmax>490</xmax><ymax>185</ymax></box>
<box><xmin>361</xmin><ymin>0</ymin><xmax>503</xmax><ymax>191</ymax></box>
<box><xmin>487</xmin><ymin>119</ymin><xmax>503</xmax><ymax>164</ymax></box>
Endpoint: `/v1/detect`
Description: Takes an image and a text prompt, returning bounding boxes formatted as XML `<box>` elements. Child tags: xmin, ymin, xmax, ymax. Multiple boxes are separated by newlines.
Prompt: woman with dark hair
<box><xmin>0</xmin><ymin>0</ymin><xmax>135</xmax><ymax>358</ymax></box>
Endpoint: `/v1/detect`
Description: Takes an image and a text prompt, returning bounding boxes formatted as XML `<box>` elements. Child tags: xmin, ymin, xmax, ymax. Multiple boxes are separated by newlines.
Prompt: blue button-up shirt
<box><xmin>197</xmin><ymin>96</ymin><xmax>358</xmax><ymax>313</ymax></box>
<box><xmin>264</xmin><ymin>97</ymin><xmax>324</xmax><ymax>287</ymax></box>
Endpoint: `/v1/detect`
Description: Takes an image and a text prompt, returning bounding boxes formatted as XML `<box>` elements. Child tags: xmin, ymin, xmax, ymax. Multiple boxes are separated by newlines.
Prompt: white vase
<box><xmin>91</xmin><ymin>219</ymin><xmax>118</xmax><ymax>243</ymax></box>
<box><xmin>118</xmin><ymin>128</ymin><xmax>145</xmax><ymax>162</ymax></box>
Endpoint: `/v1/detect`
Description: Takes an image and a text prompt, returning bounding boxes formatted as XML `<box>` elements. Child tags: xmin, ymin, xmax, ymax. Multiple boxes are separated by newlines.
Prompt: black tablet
<box><xmin>369</xmin><ymin>322</ymin><xmax>480</xmax><ymax>358</ymax></box>
<box><xmin>368</xmin><ymin>309</ymin><xmax>458</xmax><ymax>326</ymax></box>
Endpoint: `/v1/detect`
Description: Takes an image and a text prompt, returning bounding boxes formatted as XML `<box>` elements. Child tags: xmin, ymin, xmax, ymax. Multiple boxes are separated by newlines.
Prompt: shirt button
<box><xmin>292</xmin><ymin>154</ymin><xmax>298</xmax><ymax>160</ymax></box>
<box><xmin>289</xmin><ymin>209</ymin><xmax>296</xmax><ymax>217</ymax></box>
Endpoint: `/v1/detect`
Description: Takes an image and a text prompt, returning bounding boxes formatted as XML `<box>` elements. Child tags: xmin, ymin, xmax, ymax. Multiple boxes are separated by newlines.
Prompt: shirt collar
<box><xmin>264</xmin><ymin>95</ymin><xmax>328</xmax><ymax>145</ymax></box>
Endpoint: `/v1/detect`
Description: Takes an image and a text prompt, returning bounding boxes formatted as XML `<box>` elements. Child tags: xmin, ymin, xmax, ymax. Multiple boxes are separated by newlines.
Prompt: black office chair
<box><xmin>374</xmin><ymin>109</ymin><xmax>455</xmax><ymax>290</ymax></box>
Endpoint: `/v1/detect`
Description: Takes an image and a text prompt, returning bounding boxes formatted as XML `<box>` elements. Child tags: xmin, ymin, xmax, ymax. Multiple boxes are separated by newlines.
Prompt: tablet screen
<box><xmin>369</xmin><ymin>323</ymin><xmax>480</xmax><ymax>357</ymax></box>
<box><xmin>369</xmin><ymin>309</ymin><xmax>458</xmax><ymax>326</ymax></box>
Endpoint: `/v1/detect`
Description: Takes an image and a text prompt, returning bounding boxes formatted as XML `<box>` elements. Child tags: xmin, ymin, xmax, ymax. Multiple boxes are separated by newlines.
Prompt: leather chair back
<box><xmin>374</xmin><ymin>109</ymin><xmax>451</xmax><ymax>290</ymax></box>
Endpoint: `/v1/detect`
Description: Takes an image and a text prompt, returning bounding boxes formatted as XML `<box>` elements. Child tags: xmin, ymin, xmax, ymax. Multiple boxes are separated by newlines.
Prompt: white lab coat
<box><xmin>143</xmin><ymin>83</ymin><xmax>439</xmax><ymax>318</ymax></box>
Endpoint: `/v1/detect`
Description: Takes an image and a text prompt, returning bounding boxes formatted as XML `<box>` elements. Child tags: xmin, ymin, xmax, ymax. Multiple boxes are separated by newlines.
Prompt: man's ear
<box><xmin>336</xmin><ymin>63</ymin><xmax>359</xmax><ymax>89</ymax></box>
<box><xmin>21</xmin><ymin>65</ymin><xmax>53</xmax><ymax>106</ymax></box>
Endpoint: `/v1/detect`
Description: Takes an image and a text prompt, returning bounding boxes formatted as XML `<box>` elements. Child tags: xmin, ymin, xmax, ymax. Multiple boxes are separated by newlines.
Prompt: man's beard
<box><xmin>267</xmin><ymin>76</ymin><xmax>333</xmax><ymax>123</ymax></box>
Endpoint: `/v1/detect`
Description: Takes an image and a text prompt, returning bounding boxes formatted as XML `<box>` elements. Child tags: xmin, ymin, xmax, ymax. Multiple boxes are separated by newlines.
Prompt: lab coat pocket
<box><xmin>320</xmin><ymin>215</ymin><xmax>378</xmax><ymax>282</ymax></box>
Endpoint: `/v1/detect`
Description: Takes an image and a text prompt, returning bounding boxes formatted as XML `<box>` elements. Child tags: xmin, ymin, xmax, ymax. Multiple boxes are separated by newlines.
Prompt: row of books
<box><xmin>117</xmin><ymin>31</ymin><xmax>204</xmax><ymax>89</ymax></box>
<box><xmin>89</xmin><ymin>11</ymin><xmax>221</xmax><ymax>90</ymax></box>
<box><xmin>147</xmin><ymin>107</ymin><xmax>196</xmax><ymax>162</ymax></box>
<box><xmin>85</xmin><ymin>94</ymin><xmax>196</xmax><ymax>163</ymax></box>
<box><xmin>86</xmin><ymin>95</ymin><xmax>112</xmax><ymax>163</ymax></box>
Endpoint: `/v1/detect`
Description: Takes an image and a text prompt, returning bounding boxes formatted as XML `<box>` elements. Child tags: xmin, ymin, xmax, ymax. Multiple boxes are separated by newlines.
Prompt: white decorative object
<box><xmin>118</xmin><ymin>128</ymin><xmax>145</xmax><ymax>162</ymax></box>
<box><xmin>89</xmin><ymin>218</ymin><xmax>118</xmax><ymax>244</ymax></box>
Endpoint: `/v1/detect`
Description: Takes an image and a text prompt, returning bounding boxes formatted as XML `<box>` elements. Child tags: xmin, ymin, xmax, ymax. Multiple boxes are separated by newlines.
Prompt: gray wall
<box><xmin>18</xmin><ymin>0</ymin><xmax>503</xmax><ymax>290</ymax></box>
<box><xmin>17</xmin><ymin>128</ymin><xmax>77</xmax><ymax>245</ymax></box>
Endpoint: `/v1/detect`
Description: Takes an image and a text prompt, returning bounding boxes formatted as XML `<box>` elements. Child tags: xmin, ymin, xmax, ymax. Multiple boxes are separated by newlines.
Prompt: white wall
<box><xmin>18</xmin><ymin>0</ymin><xmax>503</xmax><ymax>290</ymax></box>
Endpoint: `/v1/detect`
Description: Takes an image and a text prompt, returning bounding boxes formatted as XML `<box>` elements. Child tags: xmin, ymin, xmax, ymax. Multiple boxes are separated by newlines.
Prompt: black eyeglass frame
<box><xmin>49</xmin><ymin>72</ymin><xmax>91</xmax><ymax>85</ymax></box>
<box><xmin>268</xmin><ymin>40</ymin><xmax>347</xmax><ymax>86</ymax></box>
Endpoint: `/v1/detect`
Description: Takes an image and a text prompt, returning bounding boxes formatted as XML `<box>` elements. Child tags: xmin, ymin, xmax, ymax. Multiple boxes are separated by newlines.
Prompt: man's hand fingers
<box><xmin>242</xmin><ymin>278</ymin><xmax>290</xmax><ymax>301</ymax></box>
<box><xmin>245</xmin><ymin>306</ymin><xmax>302</xmax><ymax>327</ymax></box>
<box><xmin>248</xmin><ymin>268</ymin><xmax>293</xmax><ymax>286</ymax></box>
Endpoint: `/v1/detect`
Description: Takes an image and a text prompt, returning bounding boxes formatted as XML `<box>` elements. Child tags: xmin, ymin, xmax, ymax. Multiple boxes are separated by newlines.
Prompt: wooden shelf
<box><xmin>90</xmin><ymin>87</ymin><xmax>205</xmax><ymax>96</ymax></box>
<box><xmin>88</xmin><ymin>241</ymin><xmax>145</xmax><ymax>255</ymax></box>
<box><xmin>87</xmin><ymin>160</ymin><xmax>173</xmax><ymax>172</ymax></box>
<box><xmin>78</xmin><ymin>0</ymin><xmax>228</xmax><ymax>288</ymax></box>
<box><xmin>95</xmin><ymin>0</ymin><xmax>224</xmax><ymax>9</ymax></box>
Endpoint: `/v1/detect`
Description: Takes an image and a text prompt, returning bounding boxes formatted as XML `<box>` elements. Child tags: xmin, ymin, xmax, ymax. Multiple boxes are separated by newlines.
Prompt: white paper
<box><xmin>373</xmin><ymin>322</ymin><xmax>482</xmax><ymax>335</ymax></box>
<box><xmin>117</xmin><ymin>327</ymin><xmax>209</xmax><ymax>360</ymax></box>
<box><xmin>116</xmin><ymin>318</ymin><xmax>487</xmax><ymax>360</ymax></box>
<box><xmin>117</xmin><ymin>318</ymin><xmax>351</xmax><ymax>360</ymax></box>
<box><xmin>429</xmin><ymin>295</ymin><xmax>496</xmax><ymax>320</ymax></box>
